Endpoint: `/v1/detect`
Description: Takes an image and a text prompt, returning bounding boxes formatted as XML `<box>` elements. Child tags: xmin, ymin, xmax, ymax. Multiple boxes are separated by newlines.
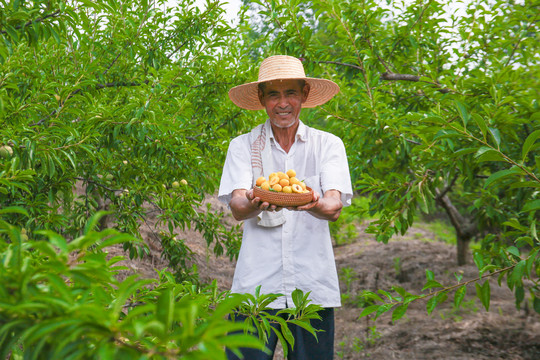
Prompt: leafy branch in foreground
<box><xmin>0</xmin><ymin>210</ymin><xmax>320</xmax><ymax>359</ymax></box>
<box><xmin>358</xmin><ymin>248</ymin><xmax>539</xmax><ymax>322</ymax></box>
<box><xmin>230</xmin><ymin>286</ymin><xmax>324</xmax><ymax>358</ymax></box>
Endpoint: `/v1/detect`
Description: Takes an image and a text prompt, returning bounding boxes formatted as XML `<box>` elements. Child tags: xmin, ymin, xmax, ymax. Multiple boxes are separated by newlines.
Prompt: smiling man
<box><xmin>219</xmin><ymin>55</ymin><xmax>353</xmax><ymax>360</ymax></box>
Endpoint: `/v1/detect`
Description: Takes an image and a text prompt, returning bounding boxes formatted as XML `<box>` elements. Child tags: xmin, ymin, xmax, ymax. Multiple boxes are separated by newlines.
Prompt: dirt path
<box><xmin>112</xmin><ymin>198</ymin><xmax>540</xmax><ymax>359</ymax></box>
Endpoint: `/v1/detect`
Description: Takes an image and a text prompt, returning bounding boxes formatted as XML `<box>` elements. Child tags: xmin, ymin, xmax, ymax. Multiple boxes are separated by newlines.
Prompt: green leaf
<box><xmin>508</xmin><ymin>260</ymin><xmax>526</xmax><ymax>288</ymax></box>
<box><xmin>426</xmin><ymin>293</ymin><xmax>440</xmax><ymax>314</ymax></box>
<box><xmin>0</xmin><ymin>206</ymin><xmax>29</xmax><ymax>216</ymax></box>
<box><xmin>288</xmin><ymin>319</ymin><xmax>318</xmax><ymax>338</ymax></box>
<box><xmin>156</xmin><ymin>288</ymin><xmax>174</xmax><ymax>331</ymax></box>
<box><xmin>83</xmin><ymin>211</ymin><xmax>113</xmax><ymax>234</ymax></box>
<box><xmin>533</xmin><ymin>297</ymin><xmax>540</xmax><ymax>315</ymax></box>
<box><xmin>526</xmin><ymin>249</ymin><xmax>539</xmax><ymax>277</ymax></box>
<box><xmin>506</xmin><ymin>246</ymin><xmax>520</xmax><ymax>258</ymax></box>
<box><xmin>475</xmin><ymin>147</ymin><xmax>505</xmax><ymax>162</ymax></box>
<box><xmin>422</xmin><ymin>280</ymin><xmax>444</xmax><ymax>291</ymax></box>
<box><xmin>488</xmin><ymin>127</ymin><xmax>501</xmax><ymax>148</ymax></box>
<box><xmin>454</xmin><ymin>286</ymin><xmax>466</xmax><ymax>308</ymax></box>
<box><xmin>455</xmin><ymin>101</ymin><xmax>469</xmax><ymax>128</ymax></box>
<box><xmin>452</xmin><ymin>147</ymin><xmax>478</xmax><ymax>158</ymax></box>
<box><xmin>484</xmin><ymin>167</ymin><xmax>524</xmax><ymax>188</ymax></box>
<box><xmin>358</xmin><ymin>305</ymin><xmax>380</xmax><ymax>318</ymax></box>
<box><xmin>521</xmin><ymin>129</ymin><xmax>540</xmax><ymax>161</ymax></box>
<box><xmin>291</xmin><ymin>288</ymin><xmax>303</xmax><ymax>308</ymax></box>
<box><xmin>472</xmin><ymin>113</ymin><xmax>488</xmax><ymax>141</ymax></box>
<box><xmin>391</xmin><ymin>303</ymin><xmax>409</xmax><ymax>322</ymax></box>
<box><xmin>475</xmin><ymin>280</ymin><xmax>490</xmax><ymax>311</ymax></box>
<box><xmin>522</xmin><ymin>199</ymin><xmax>540</xmax><ymax>213</ymax></box>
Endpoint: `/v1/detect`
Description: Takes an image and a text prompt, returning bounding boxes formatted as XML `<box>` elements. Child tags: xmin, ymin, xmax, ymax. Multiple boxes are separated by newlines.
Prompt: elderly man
<box><xmin>219</xmin><ymin>55</ymin><xmax>353</xmax><ymax>360</ymax></box>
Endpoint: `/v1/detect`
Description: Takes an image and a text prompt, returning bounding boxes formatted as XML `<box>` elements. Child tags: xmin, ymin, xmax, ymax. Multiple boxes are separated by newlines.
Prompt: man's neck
<box><xmin>270</xmin><ymin>121</ymin><xmax>299</xmax><ymax>154</ymax></box>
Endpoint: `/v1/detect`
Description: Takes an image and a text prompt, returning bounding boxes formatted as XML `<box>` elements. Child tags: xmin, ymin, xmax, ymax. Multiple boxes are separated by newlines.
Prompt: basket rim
<box><xmin>253</xmin><ymin>186</ymin><xmax>313</xmax><ymax>206</ymax></box>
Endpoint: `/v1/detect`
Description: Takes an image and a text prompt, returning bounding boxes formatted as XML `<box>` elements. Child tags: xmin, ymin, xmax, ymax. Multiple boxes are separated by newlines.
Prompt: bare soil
<box><xmin>111</xmin><ymin>196</ymin><xmax>540</xmax><ymax>360</ymax></box>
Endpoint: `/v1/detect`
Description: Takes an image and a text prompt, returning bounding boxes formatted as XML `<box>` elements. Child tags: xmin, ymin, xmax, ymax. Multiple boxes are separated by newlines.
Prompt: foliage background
<box><xmin>0</xmin><ymin>0</ymin><xmax>539</xmax><ymax>358</ymax></box>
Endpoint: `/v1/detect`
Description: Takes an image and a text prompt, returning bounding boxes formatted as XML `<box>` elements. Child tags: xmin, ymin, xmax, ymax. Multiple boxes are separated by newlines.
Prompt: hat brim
<box><xmin>228</xmin><ymin>77</ymin><xmax>340</xmax><ymax>110</ymax></box>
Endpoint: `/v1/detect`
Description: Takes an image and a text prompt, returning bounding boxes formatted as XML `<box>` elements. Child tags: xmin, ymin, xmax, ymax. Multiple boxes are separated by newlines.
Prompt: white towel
<box><xmin>250</xmin><ymin>120</ymin><xmax>286</xmax><ymax>227</ymax></box>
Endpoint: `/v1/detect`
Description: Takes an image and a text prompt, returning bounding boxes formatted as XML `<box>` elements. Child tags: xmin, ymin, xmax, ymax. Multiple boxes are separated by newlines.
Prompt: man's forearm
<box><xmin>230</xmin><ymin>194</ymin><xmax>261</xmax><ymax>221</ymax></box>
<box><xmin>304</xmin><ymin>189</ymin><xmax>343</xmax><ymax>222</ymax></box>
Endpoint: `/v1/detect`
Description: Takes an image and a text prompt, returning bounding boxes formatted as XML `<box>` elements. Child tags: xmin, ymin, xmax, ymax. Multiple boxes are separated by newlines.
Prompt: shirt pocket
<box><xmin>303</xmin><ymin>174</ymin><xmax>322</xmax><ymax>195</ymax></box>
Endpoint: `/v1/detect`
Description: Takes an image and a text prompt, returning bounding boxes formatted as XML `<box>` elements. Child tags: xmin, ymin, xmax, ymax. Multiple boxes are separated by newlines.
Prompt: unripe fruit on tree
<box><xmin>105</xmin><ymin>174</ymin><xmax>114</xmax><ymax>181</ymax></box>
<box><xmin>172</xmin><ymin>181</ymin><xmax>180</xmax><ymax>188</ymax></box>
<box><xmin>123</xmin><ymin>160</ymin><xmax>128</xmax><ymax>165</ymax></box>
<box><xmin>0</xmin><ymin>145</ymin><xmax>13</xmax><ymax>158</ymax></box>
<box><xmin>375</xmin><ymin>139</ymin><xmax>383</xmax><ymax>145</ymax></box>
<box><xmin>180</xmin><ymin>179</ymin><xmax>188</xmax><ymax>185</ymax></box>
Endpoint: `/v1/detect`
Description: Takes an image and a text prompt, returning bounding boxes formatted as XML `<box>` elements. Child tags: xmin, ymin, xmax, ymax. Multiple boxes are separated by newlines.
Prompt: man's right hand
<box><xmin>229</xmin><ymin>189</ymin><xmax>282</xmax><ymax>221</ymax></box>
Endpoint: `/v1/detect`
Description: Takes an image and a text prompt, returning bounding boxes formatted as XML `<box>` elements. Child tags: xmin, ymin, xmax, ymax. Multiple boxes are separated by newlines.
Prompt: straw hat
<box><xmin>228</xmin><ymin>55</ymin><xmax>340</xmax><ymax>110</ymax></box>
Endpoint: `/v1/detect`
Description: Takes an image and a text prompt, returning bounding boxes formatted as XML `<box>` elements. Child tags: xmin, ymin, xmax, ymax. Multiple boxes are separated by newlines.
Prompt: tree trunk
<box><xmin>456</xmin><ymin>235</ymin><xmax>470</xmax><ymax>266</ymax></box>
<box><xmin>435</xmin><ymin>190</ymin><xmax>477</xmax><ymax>266</ymax></box>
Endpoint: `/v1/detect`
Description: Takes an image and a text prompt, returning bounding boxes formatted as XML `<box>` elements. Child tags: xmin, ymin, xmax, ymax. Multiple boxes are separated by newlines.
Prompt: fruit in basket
<box><xmin>292</xmin><ymin>184</ymin><xmax>303</xmax><ymax>193</ymax></box>
<box><xmin>255</xmin><ymin>169</ymin><xmax>308</xmax><ymax>194</ymax></box>
<box><xmin>269</xmin><ymin>176</ymin><xmax>280</xmax><ymax>186</ymax></box>
<box><xmin>277</xmin><ymin>171</ymin><xmax>288</xmax><ymax>180</ymax></box>
<box><xmin>256</xmin><ymin>176</ymin><xmax>266</xmax><ymax>186</ymax></box>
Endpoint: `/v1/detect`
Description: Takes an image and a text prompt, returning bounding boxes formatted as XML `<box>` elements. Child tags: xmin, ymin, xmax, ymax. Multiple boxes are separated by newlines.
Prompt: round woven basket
<box><xmin>253</xmin><ymin>186</ymin><xmax>313</xmax><ymax>207</ymax></box>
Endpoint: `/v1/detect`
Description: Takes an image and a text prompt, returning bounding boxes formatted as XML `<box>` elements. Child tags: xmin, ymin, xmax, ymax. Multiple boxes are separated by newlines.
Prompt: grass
<box><xmin>415</xmin><ymin>220</ymin><xmax>457</xmax><ymax>245</ymax></box>
<box><xmin>332</xmin><ymin>195</ymin><xmax>482</xmax><ymax>250</ymax></box>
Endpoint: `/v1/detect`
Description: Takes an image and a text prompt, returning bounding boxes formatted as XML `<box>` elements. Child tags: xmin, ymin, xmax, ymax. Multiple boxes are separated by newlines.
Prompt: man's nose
<box><xmin>277</xmin><ymin>95</ymin><xmax>289</xmax><ymax>107</ymax></box>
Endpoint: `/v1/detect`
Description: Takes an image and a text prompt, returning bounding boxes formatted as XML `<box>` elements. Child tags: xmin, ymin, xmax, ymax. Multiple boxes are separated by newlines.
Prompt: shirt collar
<box><xmin>265</xmin><ymin>119</ymin><xmax>308</xmax><ymax>143</ymax></box>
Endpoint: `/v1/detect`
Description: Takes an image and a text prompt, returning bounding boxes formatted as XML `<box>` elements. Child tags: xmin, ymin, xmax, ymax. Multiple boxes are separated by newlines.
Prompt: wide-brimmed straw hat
<box><xmin>228</xmin><ymin>55</ymin><xmax>340</xmax><ymax>110</ymax></box>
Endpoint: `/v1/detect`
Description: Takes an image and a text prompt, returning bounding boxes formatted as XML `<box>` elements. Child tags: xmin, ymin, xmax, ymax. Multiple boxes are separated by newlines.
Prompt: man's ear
<box><xmin>302</xmin><ymin>82</ymin><xmax>311</xmax><ymax>103</ymax></box>
<box><xmin>258</xmin><ymin>87</ymin><xmax>265</xmax><ymax>107</ymax></box>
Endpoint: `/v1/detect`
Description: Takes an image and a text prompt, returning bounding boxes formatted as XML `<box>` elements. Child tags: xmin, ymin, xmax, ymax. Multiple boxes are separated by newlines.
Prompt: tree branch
<box><xmin>504</xmin><ymin>12</ymin><xmax>538</xmax><ymax>68</ymax></box>
<box><xmin>381</xmin><ymin>72</ymin><xmax>452</xmax><ymax>93</ymax></box>
<box><xmin>30</xmin><ymin>81</ymin><xmax>150</xmax><ymax>126</ymax></box>
<box><xmin>388</xmin><ymin>0</ymin><xmax>434</xmax><ymax>58</ymax></box>
<box><xmin>316</xmin><ymin>60</ymin><xmax>363</xmax><ymax>71</ymax></box>
<box><xmin>435</xmin><ymin>189</ymin><xmax>476</xmax><ymax>240</ymax></box>
<box><xmin>0</xmin><ymin>10</ymin><xmax>61</xmax><ymax>35</ymax></box>
<box><xmin>75</xmin><ymin>177</ymin><xmax>121</xmax><ymax>193</ymax></box>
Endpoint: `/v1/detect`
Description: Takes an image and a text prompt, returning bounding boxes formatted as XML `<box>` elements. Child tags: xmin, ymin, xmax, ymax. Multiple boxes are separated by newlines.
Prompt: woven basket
<box><xmin>253</xmin><ymin>186</ymin><xmax>313</xmax><ymax>207</ymax></box>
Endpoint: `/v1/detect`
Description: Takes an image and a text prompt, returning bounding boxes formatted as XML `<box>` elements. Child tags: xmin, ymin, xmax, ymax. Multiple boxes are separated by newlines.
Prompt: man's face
<box><xmin>258</xmin><ymin>79</ymin><xmax>310</xmax><ymax>129</ymax></box>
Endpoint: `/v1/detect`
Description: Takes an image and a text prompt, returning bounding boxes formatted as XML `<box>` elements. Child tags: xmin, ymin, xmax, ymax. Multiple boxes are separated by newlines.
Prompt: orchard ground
<box><xmin>110</xmin><ymin>196</ymin><xmax>540</xmax><ymax>360</ymax></box>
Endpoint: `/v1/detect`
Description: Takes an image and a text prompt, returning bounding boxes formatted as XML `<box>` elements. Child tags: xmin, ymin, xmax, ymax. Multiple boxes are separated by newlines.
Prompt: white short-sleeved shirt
<box><xmin>218</xmin><ymin>119</ymin><xmax>353</xmax><ymax>308</ymax></box>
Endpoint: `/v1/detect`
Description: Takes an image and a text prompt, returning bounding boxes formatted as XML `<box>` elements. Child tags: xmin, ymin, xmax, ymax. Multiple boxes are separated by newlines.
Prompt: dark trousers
<box><xmin>226</xmin><ymin>307</ymin><xmax>334</xmax><ymax>360</ymax></box>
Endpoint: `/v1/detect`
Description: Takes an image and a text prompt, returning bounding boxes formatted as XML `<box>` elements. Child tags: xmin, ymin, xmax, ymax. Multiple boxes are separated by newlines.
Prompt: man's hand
<box><xmin>229</xmin><ymin>188</ymin><xmax>283</xmax><ymax>221</ymax></box>
<box><xmin>289</xmin><ymin>189</ymin><xmax>343</xmax><ymax>222</ymax></box>
<box><xmin>230</xmin><ymin>188</ymin><xmax>342</xmax><ymax>222</ymax></box>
